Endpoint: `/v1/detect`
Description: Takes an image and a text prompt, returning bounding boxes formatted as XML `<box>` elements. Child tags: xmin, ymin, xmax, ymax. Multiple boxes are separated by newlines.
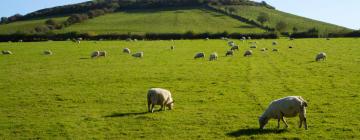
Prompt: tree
<box><xmin>0</xmin><ymin>17</ymin><xmax>8</xmax><ymax>24</ymax></box>
<box><xmin>292</xmin><ymin>27</ymin><xmax>298</xmax><ymax>33</ymax></box>
<box><xmin>34</xmin><ymin>25</ymin><xmax>50</xmax><ymax>33</ymax></box>
<box><xmin>276</xmin><ymin>21</ymin><xmax>287</xmax><ymax>32</ymax></box>
<box><xmin>257</xmin><ymin>12</ymin><xmax>269</xmax><ymax>25</ymax></box>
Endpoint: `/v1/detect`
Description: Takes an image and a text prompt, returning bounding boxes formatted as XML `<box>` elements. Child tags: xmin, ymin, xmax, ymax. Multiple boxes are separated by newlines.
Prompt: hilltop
<box><xmin>0</xmin><ymin>0</ymin><xmax>353</xmax><ymax>38</ymax></box>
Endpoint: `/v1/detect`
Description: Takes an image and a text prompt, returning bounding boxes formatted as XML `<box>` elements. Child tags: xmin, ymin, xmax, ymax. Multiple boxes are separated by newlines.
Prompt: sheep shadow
<box><xmin>104</xmin><ymin>112</ymin><xmax>148</xmax><ymax>118</ymax></box>
<box><xmin>227</xmin><ymin>128</ymin><xmax>287</xmax><ymax>137</ymax></box>
<box><xmin>79</xmin><ymin>57</ymin><xmax>90</xmax><ymax>60</ymax></box>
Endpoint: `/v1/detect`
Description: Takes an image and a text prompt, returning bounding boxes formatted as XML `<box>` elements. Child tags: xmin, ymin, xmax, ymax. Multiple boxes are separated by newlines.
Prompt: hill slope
<box><xmin>215</xmin><ymin>5</ymin><xmax>351</xmax><ymax>34</ymax></box>
<box><xmin>56</xmin><ymin>7</ymin><xmax>265</xmax><ymax>34</ymax></box>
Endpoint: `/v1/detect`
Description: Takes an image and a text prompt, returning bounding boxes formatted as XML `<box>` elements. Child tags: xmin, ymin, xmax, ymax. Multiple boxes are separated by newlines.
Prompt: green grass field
<box><xmin>218</xmin><ymin>5</ymin><xmax>351</xmax><ymax>35</ymax></box>
<box><xmin>0</xmin><ymin>17</ymin><xmax>67</xmax><ymax>35</ymax></box>
<box><xmin>1</xmin><ymin>38</ymin><xmax>359</xmax><ymax>139</ymax></box>
<box><xmin>57</xmin><ymin>7</ymin><xmax>265</xmax><ymax>34</ymax></box>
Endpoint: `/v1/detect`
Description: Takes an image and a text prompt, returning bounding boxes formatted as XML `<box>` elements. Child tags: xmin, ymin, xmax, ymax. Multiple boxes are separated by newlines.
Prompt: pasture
<box><xmin>0</xmin><ymin>38</ymin><xmax>359</xmax><ymax>139</ymax></box>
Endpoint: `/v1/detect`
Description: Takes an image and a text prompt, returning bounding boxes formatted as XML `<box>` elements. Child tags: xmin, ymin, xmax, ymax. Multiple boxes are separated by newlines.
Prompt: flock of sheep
<box><xmin>2</xmin><ymin>38</ymin><xmax>330</xmax><ymax>130</ymax></box>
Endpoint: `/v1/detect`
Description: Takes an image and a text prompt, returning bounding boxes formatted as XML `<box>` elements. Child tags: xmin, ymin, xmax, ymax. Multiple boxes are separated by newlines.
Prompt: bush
<box><xmin>66</xmin><ymin>14</ymin><xmax>89</xmax><ymax>24</ymax></box>
<box><xmin>34</xmin><ymin>25</ymin><xmax>50</xmax><ymax>33</ymax></box>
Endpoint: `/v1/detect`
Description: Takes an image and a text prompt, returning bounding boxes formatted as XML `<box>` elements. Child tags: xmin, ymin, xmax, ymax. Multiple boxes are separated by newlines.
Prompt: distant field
<box><xmin>218</xmin><ymin>5</ymin><xmax>351</xmax><ymax>34</ymax></box>
<box><xmin>57</xmin><ymin>7</ymin><xmax>265</xmax><ymax>34</ymax></box>
<box><xmin>0</xmin><ymin>38</ymin><xmax>359</xmax><ymax>139</ymax></box>
<box><xmin>0</xmin><ymin>17</ymin><xmax>67</xmax><ymax>35</ymax></box>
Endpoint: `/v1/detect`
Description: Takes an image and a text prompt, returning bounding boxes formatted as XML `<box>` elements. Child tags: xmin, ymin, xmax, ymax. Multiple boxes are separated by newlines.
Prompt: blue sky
<box><xmin>0</xmin><ymin>0</ymin><xmax>358</xmax><ymax>30</ymax></box>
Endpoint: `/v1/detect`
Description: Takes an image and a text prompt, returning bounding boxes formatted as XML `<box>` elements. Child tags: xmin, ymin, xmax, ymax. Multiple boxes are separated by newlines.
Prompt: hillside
<box><xmin>215</xmin><ymin>5</ymin><xmax>351</xmax><ymax>35</ymax></box>
<box><xmin>0</xmin><ymin>0</ymin><xmax>353</xmax><ymax>37</ymax></box>
<box><xmin>56</xmin><ymin>7</ymin><xmax>265</xmax><ymax>34</ymax></box>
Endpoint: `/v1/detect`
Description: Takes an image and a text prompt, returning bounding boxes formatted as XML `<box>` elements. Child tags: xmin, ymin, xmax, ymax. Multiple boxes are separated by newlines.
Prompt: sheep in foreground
<box><xmin>147</xmin><ymin>88</ymin><xmax>174</xmax><ymax>113</ymax></box>
<box><xmin>225</xmin><ymin>50</ymin><xmax>234</xmax><ymax>56</ymax></box>
<box><xmin>2</xmin><ymin>50</ymin><xmax>13</xmax><ymax>55</ymax></box>
<box><xmin>231</xmin><ymin>45</ymin><xmax>239</xmax><ymax>51</ymax></box>
<box><xmin>194</xmin><ymin>52</ymin><xmax>205</xmax><ymax>59</ymax></box>
<box><xmin>315</xmin><ymin>52</ymin><xmax>326</xmax><ymax>61</ymax></box>
<box><xmin>44</xmin><ymin>50</ymin><xmax>53</xmax><ymax>55</ymax></box>
<box><xmin>209</xmin><ymin>52</ymin><xmax>218</xmax><ymax>61</ymax></box>
<box><xmin>99</xmin><ymin>51</ymin><xmax>107</xmax><ymax>57</ymax></box>
<box><xmin>244</xmin><ymin>50</ymin><xmax>253</xmax><ymax>57</ymax></box>
<box><xmin>259</xmin><ymin>96</ymin><xmax>308</xmax><ymax>130</ymax></box>
<box><xmin>91</xmin><ymin>51</ymin><xmax>100</xmax><ymax>58</ymax></box>
<box><xmin>132</xmin><ymin>52</ymin><xmax>144</xmax><ymax>58</ymax></box>
<box><xmin>123</xmin><ymin>48</ymin><xmax>131</xmax><ymax>54</ymax></box>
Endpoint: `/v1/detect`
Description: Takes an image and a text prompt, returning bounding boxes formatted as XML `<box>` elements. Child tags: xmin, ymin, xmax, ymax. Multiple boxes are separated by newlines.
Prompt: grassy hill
<box><xmin>1</xmin><ymin>38</ymin><xmax>359</xmax><ymax>139</ymax></box>
<box><xmin>0</xmin><ymin>17</ymin><xmax>66</xmax><ymax>35</ymax></box>
<box><xmin>56</xmin><ymin>7</ymin><xmax>265</xmax><ymax>34</ymax></box>
<box><xmin>215</xmin><ymin>5</ymin><xmax>351</xmax><ymax>35</ymax></box>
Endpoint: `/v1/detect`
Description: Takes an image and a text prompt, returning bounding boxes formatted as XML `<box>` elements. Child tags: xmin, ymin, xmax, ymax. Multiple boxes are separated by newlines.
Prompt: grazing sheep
<box><xmin>272</xmin><ymin>48</ymin><xmax>279</xmax><ymax>52</ymax></box>
<box><xmin>170</xmin><ymin>46</ymin><xmax>175</xmax><ymax>50</ymax></box>
<box><xmin>91</xmin><ymin>51</ymin><xmax>100</xmax><ymax>58</ymax></box>
<box><xmin>226</xmin><ymin>50</ymin><xmax>234</xmax><ymax>56</ymax></box>
<box><xmin>315</xmin><ymin>52</ymin><xmax>326</xmax><ymax>61</ymax></box>
<box><xmin>272</xmin><ymin>41</ymin><xmax>278</xmax><ymax>45</ymax></box>
<box><xmin>126</xmin><ymin>38</ymin><xmax>132</xmax><ymax>41</ymax></box>
<box><xmin>132</xmin><ymin>52</ymin><xmax>144</xmax><ymax>58</ymax></box>
<box><xmin>228</xmin><ymin>41</ymin><xmax>235</xmax><ymax>47</ymax></box>
<box><xmin>244</xmin><ymin>50</ymin><xmax>253</xmax><ymax>57</ymax></box>
<box><xmin>147</xmin><ymin>88</ymin><xmax>174</xmax><ymax>113</ymax></box>
<box><xmin>248</xmin><ymin>37</ymin><xmax>251</xmax><ymax>40</ymax></box>
<box><xmin>123</xmin><ymin>48</ymin><xmax>131</xmax><ymax>54</ymax></box>
<box><xmin>194</xmin><ymin>52</ymin><xmax>205</xmax><ymax>59</ymax></box>
<box><xmin>44</xmin><ymin>50</ymin><xmax>53</xmax><ymax>55</ymax></box>
<box><xmin>134</xmin><ymin>39</ymin><xmax>138</xmax><ymax>42</ymax></box>
<box><xmin>250</xmin><ymin>45</ymin><xmax>257</xmax><ymax>49</ymax></box>
<box><xmin>242</xmin><ymin>37</ymin><xmax>246</xmax><ymax>40</ymax></box>
<box><xmin>209</xmin><ymin>52</ymin><xmax>218</xmax><ymax>61</ymax></box>
<box><xmin>260</xmin><ymin>48</ymin><xmax>266</xmax><ymax>51</ymax></box>
<box><xmin>231</xmin><ymin>45</ymin><xmax>239</xmax><ymax>51</ymax></box>
<box><xmin>2</xmin><ymin>50</ymin><xmax>13</xmax><ymax>55</ymax></box>
<box><xmin>259</xmin><ymin>96</ymin><xmax>308</xmax><ymax>130</ymax></box>
<box><xmin>205</xmin><ymin>37</ymin><xmax>210</xmax><ymax>40</ymax></box>
<box><xmin>19</xmin><ymin>40</ymin><xmax>23</xmax><ymax>42</ymax></box>
<box><xmin>99</xmin><ymin>51</ymin><xmax>107</xmax><ymax>57</ymax></box>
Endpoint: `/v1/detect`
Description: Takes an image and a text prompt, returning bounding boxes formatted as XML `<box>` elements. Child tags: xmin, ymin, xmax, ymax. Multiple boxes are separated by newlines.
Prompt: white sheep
<box><xmin>315</xmin><ymin>52</ymin><xmax>326</xmax><ymax>61</ymax></box>
<box><xmin>209</xmin><ymin>52</ymin><xmax>218</xmax><ymax>61</ymax></box>
<box><xmin>194</xmin><ymin>52</ymin><xmax>205</xmax><ymax>59</ymax></box>
<box><xmin>91</xmin><ymin>51</ymin><xmax>100</xmax><ymax>58</ymax></box>
<box><xmin>123</xmin><ymin>48</ymin><xmax>131</xmax><ymax>54</ymax></box>
<box><xmin>228</xmin><ymin>41</ymin><xmax>235</xmax><ymax>47</ymax></box>
<box><xmin>259</xmin><ymin>96</ymin><xmax>308</xmax><ymax>130</ymax></box>
<box><xmin>99</xmin><ymin>51</ymin><xmax>107</xmax><ymax>57</ymax></box>
<box><xmin>226</xmin><ymin>50</ymin><xmax>234</xmax><ymax>56</ymax></box>
<box><xmin>248</xmin><ymin>37</ymin><xmax>251</xmax><ymax>40</ymax></box>
<box><xmin>147</xmin><ymin>88</ymin><xmax>174</xmax><ymax>113</ymax></box>
<box><xmin>132</xmin><ymin>52</ymin><xmax>144</xmax><ymax>58</ymax></box>
<box><xmin>244</xmin><ymin>50</ymin><xmax>253</xmax><ymax>57</ymax></box>
<box><xmin>44</xmin><ymin>50</ymin><xmax>53</xmax><ymax>55</ymax></box>
<box><xmin>231</xmin><ymin>45</ymin><xmax>239</xmax><ymax>51</ymax></box>
<box><xmin>2</xmin><ymin>50</ymin><xmax>13</xmax><ymax>55</ymax></box>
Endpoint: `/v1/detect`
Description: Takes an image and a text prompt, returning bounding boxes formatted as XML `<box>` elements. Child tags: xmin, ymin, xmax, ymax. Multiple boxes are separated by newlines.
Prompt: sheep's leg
<box><xmin>299</xmin><ymin>109</ymin><xmax>308</xmax><ymax>130</ymax></box>
<box><xmin>159</xmin><ymin>104</ymin><xmax>164</xmax><ymax>111</ymax></box>
<box><xmin>151</xmin><ymin>104</ymin><xmax>155</xmax><ymax>113</ymax></box>
<box><xmin>147</xmin><ymin>103</ymin><xmax>151</xmax><ymax>112</ymax></box>
<box><xmin>299</xmin><ymin>116</ymin><xmax>303</xmax><ymax>128</ymax></box>
<box><xmin>281</xmin><ymin>117</ymin><xmax>289</xmax><ymax>128</ymax></box>
<box><xmin>277</xmin><ymin>118</ymin><xmax>281</xmax><ymax>129</ymax></box>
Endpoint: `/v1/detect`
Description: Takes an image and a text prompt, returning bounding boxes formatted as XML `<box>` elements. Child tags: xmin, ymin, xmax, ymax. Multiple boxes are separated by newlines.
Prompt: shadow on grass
<box><xmin>104</xmin><ymin>112</ymin><xmax>148</xmax><ymax>118</ymax></box>
<box><xmin>227</xmin><ymin>128</ymin><xmax>287</xmax><ymax>137</ymax></box>
<box><xmin>79</xmin><ymin>57</ymin><xmax>90</xmax><ymax>60</ymax></box>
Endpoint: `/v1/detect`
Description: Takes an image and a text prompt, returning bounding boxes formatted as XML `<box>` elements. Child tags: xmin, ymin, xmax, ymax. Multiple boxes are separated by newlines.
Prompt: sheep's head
<box><xmin>259</xmin><ymin>116</ymin><xmax>269</xmax><ymax>129</ymax></box>
<box><xmin>167</xmin><ymin>101</ymin><xmax>174</xmax><ymax>110</ymax></box>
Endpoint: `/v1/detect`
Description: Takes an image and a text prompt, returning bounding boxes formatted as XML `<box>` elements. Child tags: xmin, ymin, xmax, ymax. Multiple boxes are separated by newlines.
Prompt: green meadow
<box><xmin>0</xmin><ymin>38</ymin><xmax>359</xmax><ymax>139</ymax></box>
<box><xmin>56</xmin><ymin>7</ymin><xmax>265</xmax><ymax>34</ymax></box>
